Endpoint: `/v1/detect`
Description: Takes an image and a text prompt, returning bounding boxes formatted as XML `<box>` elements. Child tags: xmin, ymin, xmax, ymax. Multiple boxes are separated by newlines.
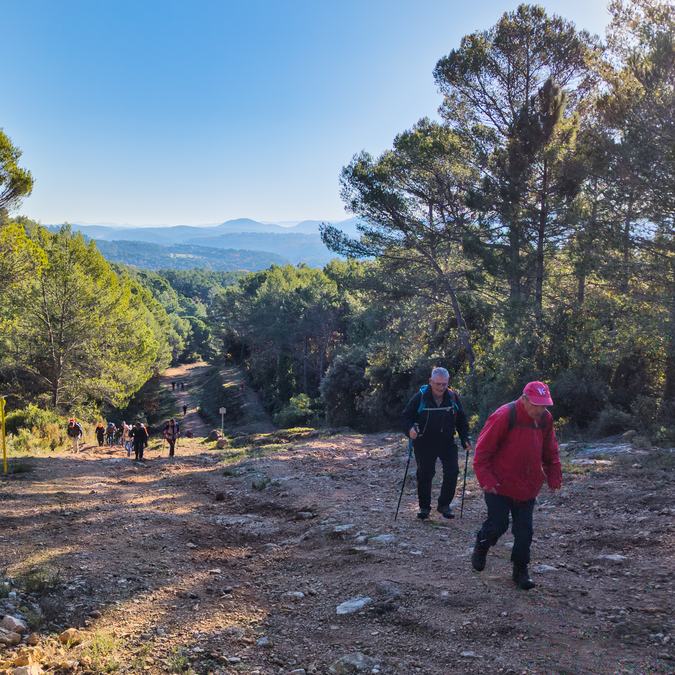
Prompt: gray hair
<box><xmin>431</xmin><ymin>367</ymin><xmax>449</xmax><ymax>381</ymax></box>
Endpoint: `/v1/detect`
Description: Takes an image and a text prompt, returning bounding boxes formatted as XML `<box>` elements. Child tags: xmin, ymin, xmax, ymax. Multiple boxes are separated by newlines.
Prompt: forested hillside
<box><xmin>94</xmin><ymin>239</ymin><xmax>287</xmax><ymax>271</ymax></box>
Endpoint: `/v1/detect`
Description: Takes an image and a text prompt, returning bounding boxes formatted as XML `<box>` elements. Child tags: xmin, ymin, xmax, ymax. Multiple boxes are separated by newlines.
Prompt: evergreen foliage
<box><xmin>0</xmin><ymin>221</ymin><xmax>174</xmax><ymax>413</ymax></box>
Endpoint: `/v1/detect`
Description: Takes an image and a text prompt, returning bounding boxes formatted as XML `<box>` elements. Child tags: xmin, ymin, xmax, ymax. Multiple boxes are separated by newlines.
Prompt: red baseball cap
<box><xmin>523</xmin><ymin>381</ymin><xmax>553</xmax><ymax>406</ymax></box>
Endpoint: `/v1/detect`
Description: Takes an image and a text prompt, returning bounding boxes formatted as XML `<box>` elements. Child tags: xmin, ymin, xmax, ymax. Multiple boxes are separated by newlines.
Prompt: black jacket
<box><xmin>402</xmin><ymin>386</ymin><xmax>470</xmax><ymax>451</ymax></box>
<box><xmin>131</xmin><ymin>426</ymin><xmax>148</xmax><ymax>447</ymax></box>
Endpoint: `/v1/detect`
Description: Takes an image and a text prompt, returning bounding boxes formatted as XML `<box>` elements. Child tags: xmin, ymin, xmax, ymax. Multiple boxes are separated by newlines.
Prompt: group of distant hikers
<box><xmin>402</xmin><ymin>367</ymin><xmax>561</xmax><ymax>591</ymax></box>
<box><xmin>66</xmin><ymin>417</ymin><xmax>181</xmax><ymax>461</ymax></box>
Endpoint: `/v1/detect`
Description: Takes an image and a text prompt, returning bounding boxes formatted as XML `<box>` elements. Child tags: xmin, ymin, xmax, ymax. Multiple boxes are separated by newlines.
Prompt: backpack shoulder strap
<box><xmin>447</xmin><ymin>388</ymin><xmax>459</xmax><ymax>412</ymax></box>
<box><xmin>508</xmin><ymin>401</ymin><xmax>517</xmax><ymax>431</ymax></box>
<box><xmin>416</xmin><ymin>385</ymin><xmax>429</xmax><ymax>415</ymax></box>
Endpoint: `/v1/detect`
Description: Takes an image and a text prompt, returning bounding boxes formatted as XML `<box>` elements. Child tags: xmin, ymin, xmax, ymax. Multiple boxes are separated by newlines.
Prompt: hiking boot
<box><xmin>437</xmin><ymin>504</ymin><xmax>455</xmax><ymax>519</ymax></box>
<box><xmin>513</xmin><ymin>563</ymin><xmax>535</xmax><ymax>590</ymax></box>
<box><xmin>471</xmin><ymin>541</ymin><xmax>489</xmax><ymax>571</ymax></box>
<box><xmin>416</xmin><ymin>508</ymin><xmax>431</xmax><ymax>520</ymax></box>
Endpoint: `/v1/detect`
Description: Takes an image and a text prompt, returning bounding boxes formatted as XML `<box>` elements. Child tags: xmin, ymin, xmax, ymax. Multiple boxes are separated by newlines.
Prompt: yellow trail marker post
<box><xmin>0</xmin><ymin>396</ymin><xmax>7</xmax><ymax>475</ymax></box>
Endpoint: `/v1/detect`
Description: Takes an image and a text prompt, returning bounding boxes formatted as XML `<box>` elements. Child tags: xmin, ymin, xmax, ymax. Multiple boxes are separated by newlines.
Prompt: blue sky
<box><xmin>2</xmin><ymin>0</ymin><xmax>611</xmax><ymax>226</ymax></box>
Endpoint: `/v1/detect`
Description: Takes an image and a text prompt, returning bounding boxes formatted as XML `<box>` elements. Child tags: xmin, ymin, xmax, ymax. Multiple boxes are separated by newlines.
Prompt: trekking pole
<box><xmin>460</xmin><ymin>442</ymin><xmax>470</xmax><ymax>519</ymax></box>
<box><xmin>394</xmin><ymin>437</ymin><xmax>414</xmax><ymax>521</ymax></box>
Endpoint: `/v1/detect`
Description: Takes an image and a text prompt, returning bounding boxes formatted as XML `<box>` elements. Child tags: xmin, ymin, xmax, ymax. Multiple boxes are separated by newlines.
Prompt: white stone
<box><xmin>368</xmin><ymin>534</ymin><xmax>396</xmax><ymax>545</ymax></box>
<box><xmin>336</xmin><ymin>596</ymin><xmax>372</xmax><ymax>615</ymax></box>
<box><xmin>461</xmin><ymin>651</ymin><xmax>481</xmax><ymax>658</ymax></box>
<box><xmin>329</xmin><ymin>652</ymin><xmax>379</xmax><ymax>673</ymax></box>
<box><xmin>598</xmin><ymin>554</ymin><xmax>627</xmax><ymax>562</ymax></box>
<box><xmin>283</xmin><ymin>591</ymin><xmax>305</xmax><ymax>601</ymax></box>
<box><xmin>533</xmin><ymin>564</ymin><xmax>558</xmax><ymax>573</ymax></box>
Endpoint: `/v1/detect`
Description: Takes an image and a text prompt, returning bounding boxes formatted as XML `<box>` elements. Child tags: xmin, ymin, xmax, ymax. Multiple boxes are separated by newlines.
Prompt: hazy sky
<box><xmin>2</xmin><ymin>0</ymin><xmax>612</xmax><ymax>226</ymax></box>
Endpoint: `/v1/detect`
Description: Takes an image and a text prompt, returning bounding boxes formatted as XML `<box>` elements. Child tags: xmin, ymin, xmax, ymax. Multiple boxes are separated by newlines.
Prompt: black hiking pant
<box><xmin>167</xmin><ymin>439</ymin><xmax>176</xmax><ymax>457</ymax></box>
<box><xmin>414</xmin><ymin>444</ymin><xmax>459</xmax><ymax>511</ymax></box>
<box><xmin>476</xmin><ymin>493</ymin><xmax>535</xmax><ymax>565</ymax></box>
<box><xmin>133</xmin><ymin>442</ymin><xmax>144</xmax><ymax>460</ymax></box>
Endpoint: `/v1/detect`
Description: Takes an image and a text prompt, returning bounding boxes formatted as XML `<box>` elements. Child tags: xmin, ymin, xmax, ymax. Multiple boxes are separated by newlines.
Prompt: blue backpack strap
<box><xmin>416</xmin><ymin>385</ymin><xmax>429</xmax><ymax>415</ymax></box>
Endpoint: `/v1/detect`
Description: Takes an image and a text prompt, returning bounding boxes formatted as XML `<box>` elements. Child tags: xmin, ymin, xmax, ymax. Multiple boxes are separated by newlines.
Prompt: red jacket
<box><xmin>473</xmin><ymin>398</ymin><xmax>562</xmax><ymax>501</ymax></box>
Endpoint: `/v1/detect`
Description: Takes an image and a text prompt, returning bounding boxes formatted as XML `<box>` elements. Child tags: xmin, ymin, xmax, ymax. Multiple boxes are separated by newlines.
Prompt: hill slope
<box><xmin>0</xmin><ymin>435</ymin><xmax>671</xmax><ymax>673</ymax></box>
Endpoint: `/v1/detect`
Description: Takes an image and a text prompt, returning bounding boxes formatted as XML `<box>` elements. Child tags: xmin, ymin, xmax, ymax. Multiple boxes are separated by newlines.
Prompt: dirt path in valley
<box><xmin>0</xmin><ymin>432</ymin><xmax>672</xmax><ymax>674</ymax></box>
<box><xmin>161</xmin><ymin>362</ymin><xmax>212</xmax><ymax>437</ymax></box>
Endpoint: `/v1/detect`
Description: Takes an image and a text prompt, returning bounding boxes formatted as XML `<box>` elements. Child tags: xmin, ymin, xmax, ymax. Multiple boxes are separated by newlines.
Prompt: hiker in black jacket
<box><xmin>131</xmin><ymin>422</ymin><xmax>149</xmax><ymax>461</ymax></box>
<box><xmin>402</xmin><ymin>367</ymin><xmax>472</xmax><ymax>520</ymax></box>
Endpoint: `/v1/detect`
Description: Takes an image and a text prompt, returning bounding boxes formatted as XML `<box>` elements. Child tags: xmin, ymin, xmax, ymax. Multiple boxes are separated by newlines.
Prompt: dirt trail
<box><xmin>0</xmin><ymin>433</ymin><xmax>672</xmax><ymax>674</ymax></box>
<box><xmin>161</xmin><ymin>362</ymin><xmax>211</xmax><ymax>437</ymax></box>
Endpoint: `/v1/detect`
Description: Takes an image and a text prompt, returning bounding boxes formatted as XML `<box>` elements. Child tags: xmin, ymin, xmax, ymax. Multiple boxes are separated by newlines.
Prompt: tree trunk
<box><xmin>620</xmin><ymin>191</ymin><xmax>634</xmax><ymax>292</ymax></box>
<box><xmin>302</xmin><ymin>337</ymin><xmax>308</xmax><ymax>394</ymax></box>
<box><xmin>509</xmin><ymin>222</ymin><xmax>522</xmax><ymax>305</ymax></box>
<box><xmin>535</xmin><ymin>158</ymin><xmax>549</xmax><ymax>329</ymax></box>
<box><xmin>663</xmin><ymin>258</ymin><xmax>675</xmax><ymax>405</ymax></box>
<box><xmin>577</xmin><ymin>192</ymin><xmax>599</xmax><ymax>306</ymax></box>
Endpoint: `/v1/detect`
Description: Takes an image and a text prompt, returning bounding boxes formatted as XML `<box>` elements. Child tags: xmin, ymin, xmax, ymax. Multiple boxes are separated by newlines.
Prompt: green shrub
<box><xmin>320</xmin><ymin>348</ymin><xmax>368</xmax><ymax>426</ymax></box>
<box><xmin>592</xmin><ymin>406</ymin><xmax>635</xmax><ymax>436</ymax></box>
<box><xmin>551</xmin><ymin>369</ymin><xmax>609</xmax><ymax>428</ymax></box>
<box><xmin>5</xmin><ymin>404</ymin><xmax>63</xmax><ymax>435</ymax></box>
<box><xmin>273</xmin><ymin>394</ymin><xmax>317</xmax><ymax>428</ymax></box>
<box><xmin>81</xmin><ymin>630</ymin><xmax>121</xmax><ymax>672</ymax></box>
<box><xmin>4</xmin><ymin>404</ymin><xmax>71</xmax><ymax>455</ymax></box>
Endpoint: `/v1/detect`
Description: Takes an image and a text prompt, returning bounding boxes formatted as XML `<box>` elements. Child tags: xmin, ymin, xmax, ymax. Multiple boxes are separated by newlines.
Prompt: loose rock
<box><xmin>329</xmin><ymin>652</ymin><xmax>379</xmax><ymax>673</ymax></box>
<box><xmin>58</xmin><ymin>628</ymin><xmax>83</xmax><ymax>645</ymax></box>
<box><xmin>1</xmin><ymin>616</ymin><xmax>28</xmax><ymax>634</ymax></box>
<box><xmin>336</xmin><ymin>596</ymin><xmax>372</xmax><ymax>615</ymax></box>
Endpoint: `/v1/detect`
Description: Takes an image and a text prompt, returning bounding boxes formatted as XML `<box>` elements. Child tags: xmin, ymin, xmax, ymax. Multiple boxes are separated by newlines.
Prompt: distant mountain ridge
<box><xmin>51</xmin><ymin>217</ymin><xmax>362</xmax><ymax>240</ymax></box>
<box><xmin>47</xmin><ymin>217</ymin><xmax>364</xmax><ymax>270</ymax></box>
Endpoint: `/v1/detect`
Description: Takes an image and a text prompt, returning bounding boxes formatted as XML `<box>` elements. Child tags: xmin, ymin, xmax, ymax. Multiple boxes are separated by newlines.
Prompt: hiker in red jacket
<box><xmin>471</xmin><ymin>381</ymin><xmax>562</xmax><ymax>590</ymax></box>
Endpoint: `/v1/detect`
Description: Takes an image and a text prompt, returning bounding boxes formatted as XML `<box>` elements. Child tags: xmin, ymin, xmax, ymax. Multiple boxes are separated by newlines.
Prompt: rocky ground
<box><xmin>0</xmin><ymin>426</ymin><xmax>673</xmax><ymax>674</ymax></box>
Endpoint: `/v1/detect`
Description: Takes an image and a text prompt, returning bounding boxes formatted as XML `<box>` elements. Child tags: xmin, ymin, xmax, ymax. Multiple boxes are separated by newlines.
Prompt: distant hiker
<box><xmin>122</xmin><ymin>421</ymin><xmax>133</xmax><ymax>457</ymax></box>
<box><xmin>131</xmin><ymin>422</ymin><xmax>148</xmax><ymax>461</ymax></box>
<box><xmin>163</xmin><ymin>418</ymin><xmax>180</xmax><ymax>458</ymax></box>
<box><xmin>182</xmin><ymin>404</ymin><xmax>187</xmax><ymax>416</ymax></box>
<box><xmin>180</xmin><ymin>382</ymin><xmax>185</xmax><ymax>391</ymax></box>
<box><xmin>140</xmin><ymin>423</ymin><xmax>149</xmax><ymax>450</ymax></box>
<box><xmin>95</xmin><ymin>422</ymin><xmax>105</xmax><ymax>447</ymax></box>
<box><xmin>471</xmin><ymin>381</ymin><xmax>562</xmax><ymax>590</ymax></box>
<box><xmin>402</xmin><ymin>367</ymin><xmax>471</xmax><ymax>520</ymax></box>
<box><xmin>66</xmin><ymin>418</ymin><xmax>84</xmax><ymax>452</ymax></box>
<box><xmin>171</xmin><ymin>381</ymin><xmax>176</xmax><ymax>391</ymax></box>
<box><xmin>105</xmin><ymin>421</ymin><xmax>117</xmax><ymax>447</ymax></box>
